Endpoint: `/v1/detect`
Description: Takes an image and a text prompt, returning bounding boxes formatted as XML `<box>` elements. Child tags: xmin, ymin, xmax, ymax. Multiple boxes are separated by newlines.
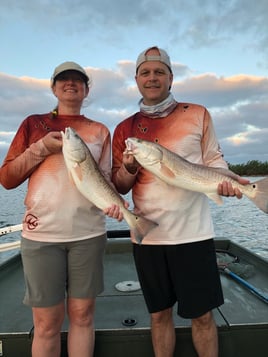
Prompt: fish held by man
<box><xmin>61</xmin><ymin>128</ymin><xmax>158</xmax><ymax>243</ymax></box>
<box><xmin>125</xmin><ymin>137</ymin><xmax>268</xmax><ymax>214</ymax></box>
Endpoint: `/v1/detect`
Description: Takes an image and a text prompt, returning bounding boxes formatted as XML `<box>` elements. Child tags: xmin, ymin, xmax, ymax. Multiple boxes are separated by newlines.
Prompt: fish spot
<box><xmin>183</xmin><ymin>105</ymin><xmax>189</xmax><ymax>112</ymax></box>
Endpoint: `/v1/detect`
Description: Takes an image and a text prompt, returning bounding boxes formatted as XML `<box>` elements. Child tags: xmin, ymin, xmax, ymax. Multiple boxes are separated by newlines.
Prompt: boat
<box><xmin>0</xmin><ymin>229</ymin><xmax>268</xmax><ymax>357</ymax></box>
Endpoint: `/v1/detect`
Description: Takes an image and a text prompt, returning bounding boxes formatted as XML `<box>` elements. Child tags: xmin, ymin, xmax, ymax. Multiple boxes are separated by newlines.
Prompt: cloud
<box><xmin>1</xmin><ymin>0</ymin><xmax>268</xmax><ymax>59</ymax></box>
<box><xmin>210</xmin><ymin>101</ymin><xmax>268</xmax><ymax>163</ymax></box>
<box><xmin>173</xmin><ymin>74</ymin><xmax>268</xmax><ymax>107</ymax></box>
<box><xmin>1</xmin><ymin>0</ymin><xmax>268</xmax><ymax>165</ymax></box>
<box><xmin>0</xmin><ymin>60</ymin><xmax>268</xmax><ymax>165</ymax></box>
<box><xmin>0</xmin><ymin>74</ymin><xmax>55</xmax><ymax>131</ymax></box>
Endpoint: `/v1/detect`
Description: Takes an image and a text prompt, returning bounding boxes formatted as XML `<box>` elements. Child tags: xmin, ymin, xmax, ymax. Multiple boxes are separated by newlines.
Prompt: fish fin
<box><xmin>206</xmin><ymin>193</ymin><xmax>223</xmax><ymax>205</ymax></box>
<box><xmin>68</xmin><ymin>172</ymin><xmax>76</xmax><ymax>185</ymax></box>
<box><xmin>247</xmin><ymin>177</ymin><xmax>268</xmax><ymax>213</ymax></box>
<box><xmin>160</xmin><ymin>163</ymin><xmax>176</xmax><ymax>179</ymax></box>
<box><xmin>131</xmin><ymin>216</ymin><xmax>158</xmax><ymax>244</ymax></box>
<box><xmin>73</xmin><ymin>163</ymin><xmax>83</xmax><ymax>181</ymax></box>
<box><xmin>131</xmin><ymin>227</ymin><xmax>144</xmax><ymax>244</ymax></box>
<box><xmin>210</xmin><ymin>167</ymin><xmax>239</xmax><ymax>181</ymax></box>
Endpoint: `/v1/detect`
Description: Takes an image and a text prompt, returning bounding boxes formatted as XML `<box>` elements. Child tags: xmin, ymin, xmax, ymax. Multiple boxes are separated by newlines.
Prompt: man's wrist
<box><xmin>124</xmin><ymin>164</ymin><xmax>138</xmax><ymax>174</ymax></box>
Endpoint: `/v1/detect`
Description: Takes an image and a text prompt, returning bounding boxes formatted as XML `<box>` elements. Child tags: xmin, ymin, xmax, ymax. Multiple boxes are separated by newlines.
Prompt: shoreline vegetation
<box><xmin>228</xmin><ymin>160</ymin><xmax>268</xmax><ymax>176</ymax></box>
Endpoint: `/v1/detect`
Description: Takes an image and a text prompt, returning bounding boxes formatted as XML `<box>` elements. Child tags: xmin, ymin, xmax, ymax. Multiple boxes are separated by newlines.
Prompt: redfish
<box><xmin>125</xmin><ymin>137</ymin><xmax>268</xmax><ymax>214</ymax></box>
<box><xmin>61</xmin><ymin>128</ymin><xmax>158</xmax><ymax>243</ymax></box>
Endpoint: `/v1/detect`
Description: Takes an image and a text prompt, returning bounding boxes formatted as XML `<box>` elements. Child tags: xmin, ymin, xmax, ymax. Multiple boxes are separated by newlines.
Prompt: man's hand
<box><xmin>123</xmin><ymin>152</ymin><xmax>140</xmax><ymax>174</ymax></box>
<box><xmin>217</xmin><ymin>177</ymin><xmax>250</xmax><ymax>199</ymax></box>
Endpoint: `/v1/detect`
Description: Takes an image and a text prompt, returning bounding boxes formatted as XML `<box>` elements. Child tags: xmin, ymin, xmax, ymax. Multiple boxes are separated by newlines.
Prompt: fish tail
<box><xmin>248</xmin><ymin>177</ymin><xmax>268</xmax><ymax>214</ymax></box>
<box><xmin>125</xmin><ymin>213</ymin><xmax>158</xmax><ymax>244</ymax></box>
<box><xmin>131</xmin><ymin>227</ymin><xmax>144</xmax><ymax>244</ymax></box>
<box><xmin>133</xmin><ymin>215</ymin><xmax>158</xmax><ymax>243</ymax></box>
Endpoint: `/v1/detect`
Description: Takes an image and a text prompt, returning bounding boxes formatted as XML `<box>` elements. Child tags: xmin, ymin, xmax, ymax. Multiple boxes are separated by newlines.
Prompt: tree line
<box><xmin>227</xmin><ymin>160</ymin><xmax>268</xmax><ymax>176</ymax></box>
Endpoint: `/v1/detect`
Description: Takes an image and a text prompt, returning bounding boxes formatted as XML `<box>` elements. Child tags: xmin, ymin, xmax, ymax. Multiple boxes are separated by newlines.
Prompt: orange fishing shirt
<box><xmin>0</xmin><ymin>113</ymin><xmax>111</xmax><ymax>242</ymax></box>
<box><xmin>112</xmin><ymin>103</ymin><xmax>228</xmax><ymax>245</ymax></box>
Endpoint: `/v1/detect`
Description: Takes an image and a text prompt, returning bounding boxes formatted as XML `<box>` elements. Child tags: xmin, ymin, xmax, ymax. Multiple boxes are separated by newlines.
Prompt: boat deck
<box><xmin>0</xmin><ymin>235</ymin><xmax>268</xmax><ymax>356</ymax></box>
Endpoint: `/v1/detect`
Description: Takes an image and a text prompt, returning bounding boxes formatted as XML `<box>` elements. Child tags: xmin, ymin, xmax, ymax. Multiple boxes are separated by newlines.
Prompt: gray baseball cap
<box><xmin>136</xmin><ymin>46</ymin><xmax>172</xmax><ymax>73</ymax></box>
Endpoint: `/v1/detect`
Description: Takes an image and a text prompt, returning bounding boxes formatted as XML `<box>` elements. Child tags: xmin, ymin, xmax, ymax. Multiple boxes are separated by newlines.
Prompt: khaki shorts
<box><xmin>21</xmin><ymin>234</ymin><xmax>106</xmax><ymax>307</ymax></box>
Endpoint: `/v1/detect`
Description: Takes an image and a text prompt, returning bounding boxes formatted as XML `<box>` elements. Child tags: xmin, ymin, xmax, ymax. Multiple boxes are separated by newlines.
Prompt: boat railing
<box><xmin>0</xmin><ymin>224</ymin><xmax>132</xmax><ymax>252</ymax></box>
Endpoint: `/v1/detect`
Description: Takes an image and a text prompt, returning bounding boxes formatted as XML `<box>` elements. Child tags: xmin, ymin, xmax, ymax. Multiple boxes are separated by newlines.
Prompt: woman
<box><xmin>0</xmin><ymin>61</ymin><xmax>116</xmax><ymax>357</ymax></box>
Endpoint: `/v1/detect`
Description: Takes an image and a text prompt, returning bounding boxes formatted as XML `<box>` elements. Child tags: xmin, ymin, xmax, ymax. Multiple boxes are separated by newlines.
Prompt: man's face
<box><xmin>135</xmin><ymin>52</ymin><xmax>173</xmax><ymax>106</ymax></box>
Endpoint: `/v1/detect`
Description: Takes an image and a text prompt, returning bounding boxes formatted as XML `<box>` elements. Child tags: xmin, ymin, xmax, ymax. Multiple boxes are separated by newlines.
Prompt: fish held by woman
<box><xmin>61</xmin><ymin>128</ymin><xmax>158</xmax><ymax>243</ymax></box>
<box><xmin>125</xmin><ymin>137</ymin><xmax>268</xmax><ymax>214</ymax></box>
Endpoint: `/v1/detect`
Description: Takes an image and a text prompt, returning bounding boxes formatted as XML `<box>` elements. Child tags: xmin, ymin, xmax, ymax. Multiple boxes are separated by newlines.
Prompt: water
<box><xmin>1</xmin><ymin>178</ymin><xmax>268</xmax><ymax>263</ymax></box>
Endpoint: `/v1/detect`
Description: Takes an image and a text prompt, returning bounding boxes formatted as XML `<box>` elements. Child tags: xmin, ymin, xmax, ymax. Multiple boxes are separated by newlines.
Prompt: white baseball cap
<box><xmin>51</xmin><ymin>61</ymin><xmax>90</xmax><ymax>84</ymax></box>
<box><xmin>136</xmin><ymin>46</ymin><xmax>172</xmax><ymax>73</ymax></box>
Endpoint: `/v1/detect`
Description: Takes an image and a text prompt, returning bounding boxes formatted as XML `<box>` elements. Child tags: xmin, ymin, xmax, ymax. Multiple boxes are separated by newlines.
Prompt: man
<box><xmin>111</xmin><ymin>46</ymin><xmax>248</xmax><ymax>357</ymax></box>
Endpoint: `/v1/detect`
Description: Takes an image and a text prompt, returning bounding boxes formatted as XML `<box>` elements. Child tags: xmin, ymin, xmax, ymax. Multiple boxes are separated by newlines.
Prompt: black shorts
<box><xmin>133</xmin><ymin>239</ymin><xmax>224</xmax><ymax>319</ymax></box>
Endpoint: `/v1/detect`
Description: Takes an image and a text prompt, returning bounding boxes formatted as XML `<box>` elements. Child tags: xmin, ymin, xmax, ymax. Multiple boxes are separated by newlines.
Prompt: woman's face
<box><xmin>52</xmin><ymin>70</ymin><xmax>89</xmax><ymax>105</ymax></box>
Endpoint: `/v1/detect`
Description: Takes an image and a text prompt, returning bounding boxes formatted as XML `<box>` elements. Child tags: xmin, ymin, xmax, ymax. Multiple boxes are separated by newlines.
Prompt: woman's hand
<box><xmin>103</xmin><ymin>201</ymin><xmax>130</xmax><ymax>222</ymax></box>
<box><xmin>42</xmin><ymin>131</ymin><xmax>62</xmax><ymax>154</ymax></box>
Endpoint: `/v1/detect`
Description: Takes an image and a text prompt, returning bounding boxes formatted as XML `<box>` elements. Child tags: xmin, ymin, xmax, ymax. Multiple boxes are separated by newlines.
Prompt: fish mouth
<box><xmin>63</xmin><ymin>127</ymin><xmax>74</xmax><ymax>140</ymax></box>
<box><xmin>62</xmin><ymin>127</ymin><xmax>87</xmax><ymax>162</ymax></box>
<box><xmin>124</xmin><ymin>138</ymin><xmax>136</xmax><ymax>154</ymax></box>
<box><xmin>61</xmin><ymin>128</ymin><xmax>69</xmax><ymax>141</ymax></box>
<box><xmin>65</xmin><ymin>127</ymin><xmax>71</xmax><ymax>139</ymax></box>
<box><xmin>61</xmin><ymin>128</ymin><xmax>76</xmax><ymax>148</ymax></box>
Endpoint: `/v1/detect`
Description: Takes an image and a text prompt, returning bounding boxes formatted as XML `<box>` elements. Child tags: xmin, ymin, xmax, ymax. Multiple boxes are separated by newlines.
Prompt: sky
<box><xmin>1</xmin><ymin>0</ymin><xmax>268</xmax><ymax>165</ymax></box>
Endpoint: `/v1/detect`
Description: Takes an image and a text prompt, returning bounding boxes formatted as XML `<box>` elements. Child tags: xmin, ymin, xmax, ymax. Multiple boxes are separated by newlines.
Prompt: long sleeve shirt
<box><xmin>0</xmin><ymin>113</ymin><xmax>111</xmax><ymax>242</ymax></box>
<box><xmin>112</xmin><ymin>102</ymin><xmax>228</xmax><ymax>245</ymax></box>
